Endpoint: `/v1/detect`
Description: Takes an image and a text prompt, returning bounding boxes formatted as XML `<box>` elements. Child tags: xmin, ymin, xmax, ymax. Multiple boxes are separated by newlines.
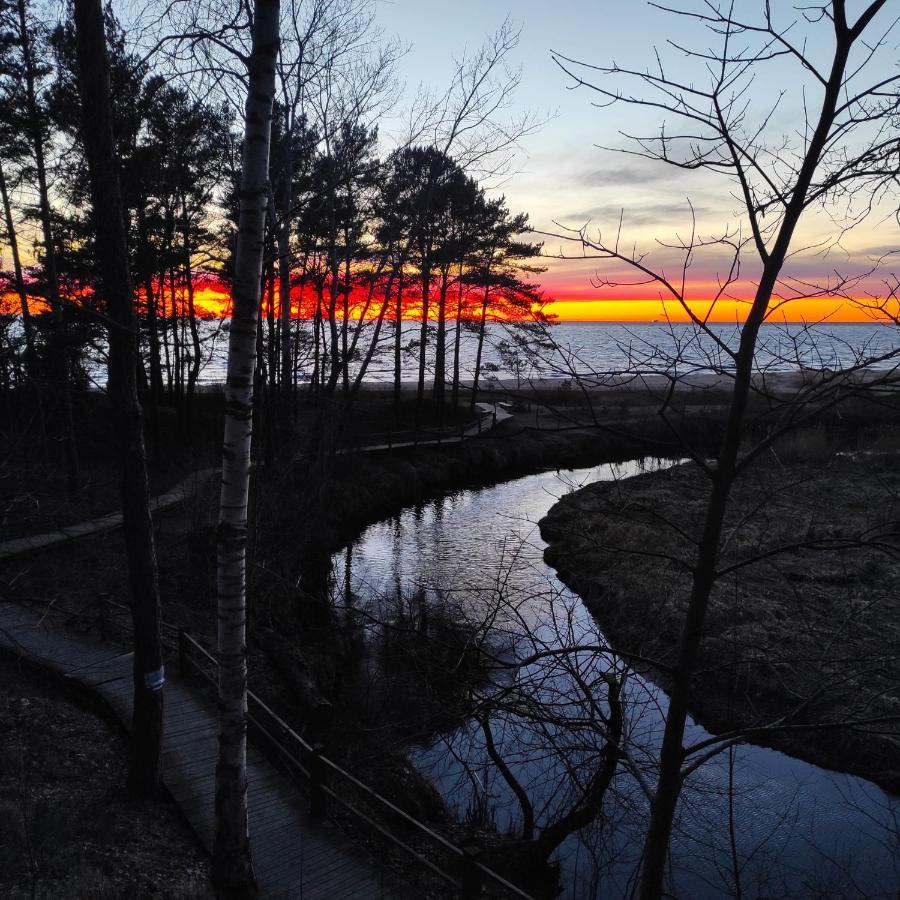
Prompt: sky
<box><xmin>373</xmin><ymin>0</ymin><xmax>900</xmax><ymax>322</ymax></box>
<box><xmin>3</xmin><ymin>1</ymin><xmax>896</xmax><ymax>324</ymax></box>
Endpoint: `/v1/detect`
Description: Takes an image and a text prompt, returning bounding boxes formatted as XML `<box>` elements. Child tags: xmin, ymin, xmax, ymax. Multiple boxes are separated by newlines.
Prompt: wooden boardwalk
<box><xmin>0</xmin><ymin>406</ymin><xmax>507</xmax><ymax>563</ymax></box>
<box><xmin>0</xmin><ymin>602</ymin><xmax>410</xmax><ymax>899</ymax></box>
<box><xmin>0</xmin><ymin>467</ymin><xmax>219</xmax><ymax>561</ymax></box>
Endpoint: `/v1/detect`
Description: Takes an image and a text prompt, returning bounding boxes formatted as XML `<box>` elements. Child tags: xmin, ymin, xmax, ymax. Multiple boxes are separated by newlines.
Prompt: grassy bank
<box><xmin>540</xmin><ymin>447</ymin><xmax>900</xmax><ymax>794</ymax></box>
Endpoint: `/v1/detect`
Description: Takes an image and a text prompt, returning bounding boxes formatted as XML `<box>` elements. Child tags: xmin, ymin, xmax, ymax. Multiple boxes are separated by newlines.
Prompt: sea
<box><xmin>44</xmin><ymin>319</ymin><xmax>900</xmax><ymax>390</ymax></box>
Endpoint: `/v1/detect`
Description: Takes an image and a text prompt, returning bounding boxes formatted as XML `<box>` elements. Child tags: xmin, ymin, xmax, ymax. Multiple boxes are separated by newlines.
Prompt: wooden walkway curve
<box><xmin>0</xmin><ymin>602</ymin><xmax>411</xmax><ymax>899</ymax></box>
<box><xmin>0</xmin><ymin>404</ymin><xmax>508</xmax><ymax>563</ymax></box>
<box><xmin>0</xmin><ymin>467</ymin><xmax>219</xmax><ymax>561</ymax></box>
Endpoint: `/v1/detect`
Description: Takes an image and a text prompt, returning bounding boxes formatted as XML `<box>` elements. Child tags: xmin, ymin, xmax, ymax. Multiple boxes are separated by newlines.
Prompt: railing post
<box><xmin>178</xmin><ymin>628</ymin><xmax>190</xmax><ymax>675</ymax></box>
<box><xmin>308</xmin><ymin>743</ymin><xmax>327</xmax><ymax>818</ymax></box>
<box><xmin>460</xmin><ymin>844</ymin><xmax>483</xmax><ymax>898</ymax></box>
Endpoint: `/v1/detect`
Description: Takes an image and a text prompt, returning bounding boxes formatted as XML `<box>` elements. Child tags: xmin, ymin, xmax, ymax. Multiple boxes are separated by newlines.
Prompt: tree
<box><xmin>465</xmin><ymin>198</ymin><xmax>544</xmax><ymax>407</ymax></box>
<box><xmin>1</xmin><ymin>0</ymin><xmax>79</xmax><ymax>489</ymax></box>
<box><xmin>0</xmin><ymin>145</ymin><xmax>34</xmax><ymax>379</ymax></box>
<box><xmin>71</xmin><ymin>0</ymin><xmax>165</xmax><ymax>797</ymax></box>
<box><xmin>404</xmin><ymin>146</ymin><xmax>460</xmax><ymax>418</ymax></box>
<box><xmin>549</xmin><ymin>2</ymin><xmax>899</xmax><ymax>895</ymax></box>
<box><xmin>213</xmin><ymin>0</ymin><xmax>280</xmax><ymax>895</ymax></box>
<box><xmin>431</xmin><ymin>167</ymin><xmax>478</xmax><ymax>408</ymax></box>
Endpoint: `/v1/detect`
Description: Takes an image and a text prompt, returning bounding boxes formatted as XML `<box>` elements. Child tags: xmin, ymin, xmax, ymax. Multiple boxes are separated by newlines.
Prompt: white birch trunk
<box><xmin>213</xmin><ymin>1</ymin><xmax>279</xmax><ymax>894</ymax></box>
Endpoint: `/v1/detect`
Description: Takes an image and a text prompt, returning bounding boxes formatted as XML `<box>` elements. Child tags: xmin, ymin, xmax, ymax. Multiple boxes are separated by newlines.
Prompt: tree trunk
<box><xmin>181</xmin><ymin>204</ymin><xmax>202</xmax><ymax>443</ymax></box>
<box><xmin>311</xmin><ymin>283</ymin><xmax>322</xmax><ymax>392</ymax></box>
<box><xmin>341</xmin><ymin>232</ymin><xmax>351</xmax><ymax>393</ymax></box>
<box><xmin>415</xmin><ymin>251</ymin><xmax>431</xmax><ymax>427</ymax></box>
<box><xmin>451</xmin><ymin>263</ymin><xmax>464</xmax><ymax>407</ymax></box>
<box><xmin>470</xmin><ymin>283</ymin><xmax>490</xmax><ymax>409</ymax></box>
<box><xmin>393</xmin><ymin>265</ymin><xmax>404</xmax><ymax>405</ymax></box>
<box><xmin>637</xmin><ymin>26</ymin><xmax>856</xmax><ymax>897</ymax></box>
<box><xmin>169</xmin><ymin>266</ymin><xmax>182</xmax><ymax>416</ymax></box>
<box><xmin>185</xmin><ymin>257</ymin><xmax>202</xmax><ymax>442</ymax></box>
<box><xmin>265</xmin><ymin>256</ymin><xmax>277</xmax><ymax>390</ymax></box>
<box><xmin>351</xmin><ymin>271</ymin><xmax>395</xmax><ymax>395</ymax></box>
<box><xmin>278</xmin><ymin>231</ymin><xmax>292</xmax><ymax>389</ymax></box>
<box><xmin>159</xmin><ymin>265</ymin><xmax>172</xmax><ymax>394</ymax></box>
<box><xmin>73</xmin><ymin>0</ymin><xmax>165</xmax><ymax>799</ymax></box>
<box><xmin>213</xmin><ymin>0</ymin><xmax>279</xmax><ymax>894</ymax></box>
<box><xmin>136</xmin><ymin>207</ymin><xmax>162</xmax><ymax>461</ymax></box>
<box><xmin>432</xmin><ymin>268</ymin><xmax>449</xmax><ymax>406</ymax></box>
<box><xmin>325</xmin><ymin>257</ymin><xmax>341</xmax><ymax>392</ymax></box>
<box><xmin>17</xmin><ymin>0</ymin><xmax>79</xmax><ymax>491</ymax></box>
<box><xmin>0</xmin><ymin>158</ymin><xmax>37</xmax><ymax>377</ymax></box>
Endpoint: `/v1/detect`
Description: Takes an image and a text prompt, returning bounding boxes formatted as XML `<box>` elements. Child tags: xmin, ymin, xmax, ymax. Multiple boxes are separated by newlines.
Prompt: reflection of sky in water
<box><xmin>337</xmin><ymin>463</ymin><xmax>900</xmax><ymax>898</ymax></box>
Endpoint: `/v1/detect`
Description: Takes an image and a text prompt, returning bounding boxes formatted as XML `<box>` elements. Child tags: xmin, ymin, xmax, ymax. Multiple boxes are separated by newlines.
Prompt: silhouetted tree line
<box><xmin>0</xmin><ymin>0</ymin><xmax>548</xmax><ymax>467</ymax></box>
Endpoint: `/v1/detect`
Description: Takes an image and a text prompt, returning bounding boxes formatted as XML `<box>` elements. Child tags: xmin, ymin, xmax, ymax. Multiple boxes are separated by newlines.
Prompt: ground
<box><xmin>541</xmin><ymin>445</ymin><xmax>900</xmax><ymax>793</ymax></box>
<box><xmin>0</xmin><ymin>654</ymin><xmax>212</xmax><ymax>900</ymax></box>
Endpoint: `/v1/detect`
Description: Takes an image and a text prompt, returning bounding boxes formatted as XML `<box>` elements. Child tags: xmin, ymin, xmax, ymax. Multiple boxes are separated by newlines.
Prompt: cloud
<box><xmin>560</xmin><ymin>201</ymin><xmax>713</xmax><ymax>228</ymax></box>
<box><xmin>578</xmin><ymin>162</ymin><xmax>678</xmax><ymax>187</ymax></box>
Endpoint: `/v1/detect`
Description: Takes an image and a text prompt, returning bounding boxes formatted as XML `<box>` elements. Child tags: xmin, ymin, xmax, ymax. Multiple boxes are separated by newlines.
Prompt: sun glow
<box><xmin>1</xmin><ymin>272</ymin><xmax>883</xmax><ymax>323</ymax></box>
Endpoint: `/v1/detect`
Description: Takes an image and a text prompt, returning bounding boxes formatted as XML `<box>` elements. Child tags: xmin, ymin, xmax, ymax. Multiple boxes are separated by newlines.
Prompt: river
<box><xmin>334</xmin><ymin>461</ymin><xmax>899</xmax><ymax>899</ymax></box>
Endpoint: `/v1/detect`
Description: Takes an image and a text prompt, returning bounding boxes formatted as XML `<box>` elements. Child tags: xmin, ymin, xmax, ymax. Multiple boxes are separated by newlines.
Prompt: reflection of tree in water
<box><xmin>340</xmin><ymin>464</ymin><xmax>900</xmax><ymax>898</ymax></box>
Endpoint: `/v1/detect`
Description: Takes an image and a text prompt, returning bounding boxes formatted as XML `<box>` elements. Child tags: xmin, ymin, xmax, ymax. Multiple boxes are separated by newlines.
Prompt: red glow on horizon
<box><xmin>1</xmin><ymin>271</ymin><xmax>886</xmax><ymax>323</ymax></box>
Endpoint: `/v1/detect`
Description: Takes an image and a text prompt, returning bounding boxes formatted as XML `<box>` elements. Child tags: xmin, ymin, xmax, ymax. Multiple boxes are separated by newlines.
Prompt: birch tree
<box><xmin>213</xmin><ymin>0</ymin><xmax>279</xmax><ymax>894</ymax></box>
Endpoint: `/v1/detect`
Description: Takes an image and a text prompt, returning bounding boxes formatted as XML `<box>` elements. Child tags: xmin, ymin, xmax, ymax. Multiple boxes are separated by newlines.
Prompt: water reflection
<box><xmin>335</xmin><ymin>461</ymin><xmax>899</xmax><ymax>898</ymax></box>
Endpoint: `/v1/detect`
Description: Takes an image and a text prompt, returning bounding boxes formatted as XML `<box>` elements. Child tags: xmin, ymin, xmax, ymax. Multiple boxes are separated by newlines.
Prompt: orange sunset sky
<box><xmin>1</xmin><ymin>271</ymin><xmax>887</xmax><ymax>324</ymax></box>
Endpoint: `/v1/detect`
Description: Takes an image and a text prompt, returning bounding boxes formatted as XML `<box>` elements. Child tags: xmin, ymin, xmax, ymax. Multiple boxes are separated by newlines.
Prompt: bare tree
<box><xmin>209</xmin><ymin>0</ymin><xmax>279</xmax><ymax>895</ymax></box>
<box><xmin>544</xmin><ymin>2</ymin><xmax>900</xmax><ymax>895</ymax></box>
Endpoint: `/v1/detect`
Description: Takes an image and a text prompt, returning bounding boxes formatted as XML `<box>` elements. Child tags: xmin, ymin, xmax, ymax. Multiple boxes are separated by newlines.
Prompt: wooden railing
<box><xmin>337</xmin><ymin>418</ymin><xmax>487</xmax><ymax>455</ymax></box>
<box><xmin>177</xmin><ymin>629</ymin><xmax>535</xmax><ymax>900</ymax></box>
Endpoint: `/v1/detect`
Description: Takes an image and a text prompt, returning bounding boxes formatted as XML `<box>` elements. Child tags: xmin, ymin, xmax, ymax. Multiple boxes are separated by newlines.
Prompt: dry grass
<box><xmin>541</xmin><ymin>451</ymin><xmax>900</xmax><ymax>791</ymax></box>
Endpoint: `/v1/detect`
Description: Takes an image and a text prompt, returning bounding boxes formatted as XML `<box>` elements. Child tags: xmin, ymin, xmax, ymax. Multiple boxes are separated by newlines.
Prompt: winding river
<box><xmin>334</xmin><ymin>461</ymin><xmax>899</xmax><ymax>898</ymax></box>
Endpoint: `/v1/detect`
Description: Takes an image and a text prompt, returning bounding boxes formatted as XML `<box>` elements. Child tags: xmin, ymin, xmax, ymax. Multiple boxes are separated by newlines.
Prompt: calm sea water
<box><xmin>78</xmin><ymin>320</ymin><xmax>896</xmax><ymax>389</ymax></box>
<box><xmin>336</xmin><ymin>463</ymin><xmax>900</xmax><ymax>899</ymax></box>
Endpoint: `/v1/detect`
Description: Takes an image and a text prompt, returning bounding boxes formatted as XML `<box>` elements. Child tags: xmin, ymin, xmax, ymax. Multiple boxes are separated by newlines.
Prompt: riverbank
<box><xmin>540</xmin><ymin>450</ymin><xmax>900</xmax><ymax>794</ymax></box>
<box><xmin>284</xmin><ymin>414</ymin><xmax>709</xmax><ymax>563</ymax></box>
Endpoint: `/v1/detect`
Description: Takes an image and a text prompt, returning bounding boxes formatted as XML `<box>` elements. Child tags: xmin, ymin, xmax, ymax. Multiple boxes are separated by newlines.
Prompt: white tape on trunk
<box><xmin>144</xmin><ymin>666</ymin><xmax>165</xmax><ymax>691</ymax></box>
